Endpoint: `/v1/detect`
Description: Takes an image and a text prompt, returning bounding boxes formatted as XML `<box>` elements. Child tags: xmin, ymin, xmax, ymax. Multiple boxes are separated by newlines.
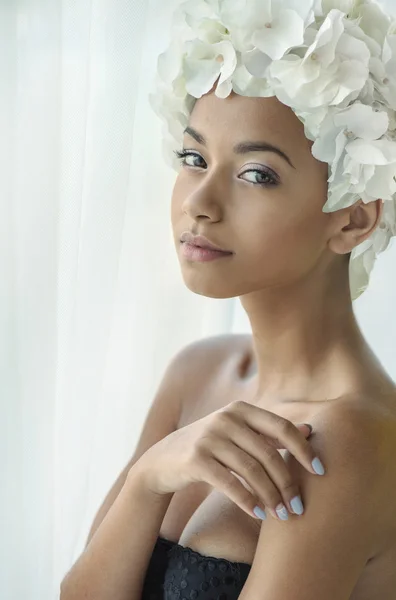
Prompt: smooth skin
<box><xmin>171</xmin><ymin>87</ymin><xmax>391</xmax><ymax>408</ymax></box>
<box><xmin>169</xmin><ymin>86</ymin><xmax>396</xmax><ymax>599</ymax></box>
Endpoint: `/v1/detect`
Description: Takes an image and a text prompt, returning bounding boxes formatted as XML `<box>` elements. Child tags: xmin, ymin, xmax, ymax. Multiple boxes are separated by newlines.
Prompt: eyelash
<box><xmin>173</xmin><ymin>149</ymin><xmax>279</xmax><ymax>187</ymax></box>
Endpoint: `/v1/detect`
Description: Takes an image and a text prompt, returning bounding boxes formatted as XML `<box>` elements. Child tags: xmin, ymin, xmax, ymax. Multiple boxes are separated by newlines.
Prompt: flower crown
<box><xmin>149</xmin><ymin>0</ymin><xmax>396</xmax><ymax>301</ymax></box>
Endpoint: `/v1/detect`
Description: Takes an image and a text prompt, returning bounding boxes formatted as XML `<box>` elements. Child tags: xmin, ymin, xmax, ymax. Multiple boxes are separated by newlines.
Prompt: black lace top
<box><xmin>141</xmin><ymin>536</ymin><xmax>252</xmax><ymax>599</ymax></box>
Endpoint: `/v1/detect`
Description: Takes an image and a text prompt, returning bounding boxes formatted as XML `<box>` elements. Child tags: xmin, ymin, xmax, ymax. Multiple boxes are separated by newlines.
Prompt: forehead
<box><xmin>188</xmin><ymin>91</ymin><xmax>312</xmax><ymax>154</ymax></box>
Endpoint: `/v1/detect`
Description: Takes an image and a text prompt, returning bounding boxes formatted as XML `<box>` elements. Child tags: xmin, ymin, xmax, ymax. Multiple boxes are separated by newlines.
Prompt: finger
<box><xmin>298</xmin><ymin>423</ymin><xmax>313</xmax><ymax>438</ymax></box>
<box><xmin>222</xmin><ymin>422</ymin><xmax>302</xmax><ymax>517</ymax></box>
<box><xmin>202</xmin><ymin>455</ymin><xmax>268</xmax><ymax>520</ymax></box>
<box><xmin>265</xmin><ymin>423</ymin><xmax>312</xmax><ymax>448</ymax></box>
<box><xmin>231</xmin><ymin>401</ymin><xmax>323</xmax><ymax>476</ymax></box>
<box><xmin>212</xmin><ymin>436</ymin><xmax>289</xmax><ymax>519</ymax></box>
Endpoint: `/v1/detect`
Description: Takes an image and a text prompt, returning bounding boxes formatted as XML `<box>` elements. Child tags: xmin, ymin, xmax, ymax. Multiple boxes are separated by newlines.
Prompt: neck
<box><xmin>239</xmin><ymin>263</ymin><xmax>387</xmax><ymax>406</ymax></box>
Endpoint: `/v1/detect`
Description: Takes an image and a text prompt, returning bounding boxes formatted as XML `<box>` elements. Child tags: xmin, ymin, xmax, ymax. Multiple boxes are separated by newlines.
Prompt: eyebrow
<box><xmin>183</xmin><ymin>125</ymin><xmax>296</xmax><ymax>169</ymax></box>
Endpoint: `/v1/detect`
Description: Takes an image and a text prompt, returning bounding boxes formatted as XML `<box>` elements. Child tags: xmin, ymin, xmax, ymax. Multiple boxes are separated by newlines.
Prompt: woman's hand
<box><xmin>135</xmin><ymin>400</ymin><xmax>324</xmax><ymax>521</ymax></box>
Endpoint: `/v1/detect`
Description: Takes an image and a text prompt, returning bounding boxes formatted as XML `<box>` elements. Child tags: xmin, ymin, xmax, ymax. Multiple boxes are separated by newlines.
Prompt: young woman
<box><xmin>61</xmin><ymin>1</ymin><xmax>396</xmax><ymax>599</ymax></box>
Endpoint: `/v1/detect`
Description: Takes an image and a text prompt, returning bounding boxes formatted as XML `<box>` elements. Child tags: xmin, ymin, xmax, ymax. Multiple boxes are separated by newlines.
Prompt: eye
<box><xmin>174</xmin><ymin>149</ymin><xmax>205</xmax><ymax>168</ymax></box>
<box><xmin>239</xmin><ymin>167</ymin><xmax>279</xmax><ymax>187</ymax></box>
<box><xmin>173</xmin><ymin>149</ymin><xmax>279</xmax><ymax>187</ymax></box>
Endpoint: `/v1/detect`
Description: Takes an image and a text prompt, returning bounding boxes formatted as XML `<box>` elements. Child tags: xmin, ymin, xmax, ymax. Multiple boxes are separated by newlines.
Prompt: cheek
<box><xmin>239</xmin><ymin>198</ymin><xmax>328</xmax><ymax>274</ymax></box>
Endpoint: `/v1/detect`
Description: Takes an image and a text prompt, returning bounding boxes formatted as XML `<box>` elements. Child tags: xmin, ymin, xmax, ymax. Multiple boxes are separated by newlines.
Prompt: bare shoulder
<box><xmin>350</xmin><ymin>397</ymin><xmax>396</xmax><ymax>555</ymax></box>
<box><xmin>310</xmin><ymin>393</ymin><xmax>396</xmax><ymax>556</ymax></box>
<box><xmin>175</xmin><ymin>332</ymin><xmax>246</xmax><ymax>379</ymax></box>
<box><xmin>176</xmin><ymin>332</ymin><xmax>248</xmax><ymax>425</ymax></box>
<box><xmin>181</xmin><ymin>332</ymin><xmax>247</xmax><ymax>360</ymax></box>
<box><xmin>316</xmin><ymin>393</ymin><xmax>396</xmax><ymax>485</ymax></box>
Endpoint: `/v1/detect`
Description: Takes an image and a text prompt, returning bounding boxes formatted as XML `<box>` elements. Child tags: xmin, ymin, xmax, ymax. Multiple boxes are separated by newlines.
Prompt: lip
<box><xmin>180</xmin><ymin>231</ymin><xmax>232</xmax><ymax>253</ymax></box>
<box><xmin>181</xmin><ymin>243</ymin><xmax>233</xmax><ymax>262</ymax></box>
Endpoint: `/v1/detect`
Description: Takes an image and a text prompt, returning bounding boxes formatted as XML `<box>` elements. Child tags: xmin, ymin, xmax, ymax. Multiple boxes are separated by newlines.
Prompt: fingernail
<box><xmin>253</xmin><ymin>505</ymin><xmax>267</xmax><ymax>520</ymax></box>
<box><xmin>290</xmin><ymin>495</ymin><xmax>304</xmax><ymax>515</ymax></box>
<box><xmin>312</xmin><ymin>457</ymin><xmax>325</xmax><ymax>475</ymax></box>
<box><xmin>276</xmin><ymin>503</ymin><xmax>288</xmax><ymax>520</ymax></box>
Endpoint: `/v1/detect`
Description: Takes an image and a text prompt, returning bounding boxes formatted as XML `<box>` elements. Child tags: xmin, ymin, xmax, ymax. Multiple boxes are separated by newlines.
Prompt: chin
<box><xmin>180</xmin><ymin>271</ymin><xmax>242</xmax><ymax>299</ymax></box>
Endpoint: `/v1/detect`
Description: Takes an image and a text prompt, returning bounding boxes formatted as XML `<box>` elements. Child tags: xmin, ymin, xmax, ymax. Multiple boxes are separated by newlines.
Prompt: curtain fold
<box><xmin>0</xmin><ymin>2</ymin><xmax>395</xmax><ymax>600</ymax></box>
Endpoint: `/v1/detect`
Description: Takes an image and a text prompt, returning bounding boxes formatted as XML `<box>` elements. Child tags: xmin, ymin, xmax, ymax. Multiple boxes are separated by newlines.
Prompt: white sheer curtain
<box><xmin>1</xmin><ymin>1</ymin><xmax>395</xmax><ymax>600</ymax></box>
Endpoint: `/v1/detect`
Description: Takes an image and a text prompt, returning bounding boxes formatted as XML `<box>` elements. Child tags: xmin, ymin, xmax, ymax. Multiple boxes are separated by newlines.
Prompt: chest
<box><xmin>158</xmin><ymin>350</ymin><xmax>318</xmax><ymax>555</ymax></box>
<box><xmin>157</xmin><ymin>355</ymin><xmax>396</xmax><ymax>599</ymax></box>
<box><xmin>158</xmin><ymin>351</ymin><xmax>258</xmax><ymax>546</ymax></box>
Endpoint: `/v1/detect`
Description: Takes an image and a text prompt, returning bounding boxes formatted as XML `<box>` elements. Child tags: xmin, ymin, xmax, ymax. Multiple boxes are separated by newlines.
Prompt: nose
<box><xmin>181</xmin><ymin>174</ymin><xmax>225</xmax><ymax>222</ymax></box>
<box><xmin>182</xmin><ymin>196</ymin><xmax>222</xmax><ymax>222</ymax></box>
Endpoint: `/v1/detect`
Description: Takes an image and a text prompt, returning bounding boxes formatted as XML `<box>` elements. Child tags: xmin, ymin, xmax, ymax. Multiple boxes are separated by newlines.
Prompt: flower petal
<box><xmin>215</xmin><ymin>41</ymin><xmax>238</xmax><ymax>80</ymax></box>
<box><xmin>253</xmin><ymin>9</ymin><xmax>306</xmax><ymax>60</ymax></box>
<box><xmin>184</xmin><ymin>49</ymin><xmax>221</xmax><ymax>98</ymax></box>
<box><xmin>232</xmin><ymin>62</ymin><xmax>274</xmax><ymax>96</ymax></box>
<box><xmin>182</xmin><ymin>38</ymin><xmax>237</xmax><ymax>98</ymax></box>
<box><xmin>243</xmin><ymin>48</ymin><xmax>272</xmax><ymax>78</ymax></box>
<box><xmin>312</xmin><ymin>111</ymin><xmax>343</xmax><ymax>163</ymax></box>
<box><xmin>157</xmin><ymin>40</ymin><xmax>184</xmax><ymax>84</ymax></box>
<box><xmin>220</xmin><ymin>0</ymin><xmax>271</xmax><ymax>35</ymax></box>
<box><xmin>358</xmin><ymin>1</ymin><xmax>390</xmax><ymax>48</ymax></box>
<box><xmin>329</xmin><ymin>60</ymin><xmax>368</xmax><ymax>105</ymax></box>
<box><xmin>346</xmin><ymin>138</ymin><xmax>396</xmax><ymax>164</ymax></box>
<box><xmin>337</xmin><ymin>29</ymin><xmax>371</xmax><ymax>64</ymax></box>
<box><xmin>277</xmin><ymin>0</ymin><xmax>317</xmax><ymax>27</ymax></box>
<box><xmin>321</xmin><ymin>0</ymin><xmax>356</xmax><ymax>14</ymax></box>
<box><xmin>365</xmin><ymin>164</ymin><xmax>396</xmax><ymax>200</ymax></box>
<box><xmin>303</xmin><ymin>9</ymin><xmax>345</xmax><ymax>68</ymax></box>
<box><xmin>333</xmin><ymin>103</ymin><xmax>389</xmax><ymax>139</ymax></box>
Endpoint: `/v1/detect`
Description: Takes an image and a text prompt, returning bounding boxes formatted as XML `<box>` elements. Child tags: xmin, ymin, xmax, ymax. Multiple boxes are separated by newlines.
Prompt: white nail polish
<box><xmin>312</xmin><ymin>457</ymin><xmax>325</xmax><ymax>475</ymax></box>
<box><xmin>276</xmin><ymin>503</ymin><xmax>288</xmax><ymax>520</ymax></box>
<box><xmin>253</xmin><ymin>505</ymin><xmax>267</xmax><ymax>520</ymax></box>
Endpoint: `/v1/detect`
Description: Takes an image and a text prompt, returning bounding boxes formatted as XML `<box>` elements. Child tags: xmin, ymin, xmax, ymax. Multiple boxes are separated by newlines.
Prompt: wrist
<box><xmin>126</xmin><ymin>460</ymin><xmax>171</xmax><ymax>501</ymax></box>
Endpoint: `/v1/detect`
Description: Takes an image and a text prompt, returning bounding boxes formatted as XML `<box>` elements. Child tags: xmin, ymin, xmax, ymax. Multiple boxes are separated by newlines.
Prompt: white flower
<box><xmin>157</xmin><ymin>39</ymin><xmax>185</xmax><ymax>86</ymax></box>
<box><xmin>346</xmin><ymin>137</ymin><xmax>396</xmax><ymax>165</ymax></box>
<box><xmin>354</xmin><ymin>0</ymin><xmax>391</xmax><ymax>48</ymax></box>
<box><xmin>382</xmin><ymin>195</ymin><xmax>396</xmax><ymax>236</ymax></box>
<box><xmin>313</xmin><ymin>104</ymin><xmax>395</xmax><ymax>212</ymax></box>
<box><xmin>322</xmin><ymin>140</ymin><xmax>396</xmax><ymax>213</ymax></box>
<box><xmin>252</xmin><ymin>9</ymin><xmax>306</xmax><ymax>60</ymax></box>
<box><xmin>311</xmin><ymin>103</ymin><xmax>389</xmax><ymax>179</ymax></box>
<box><xmin>294</xmin><ymin>106</ymin><xmax>330</xmax><ymax>140</ymax></box>
<box><xmin>176</xmin><ymin>0</ymin><xmax>229</xmax><ymax>45</ymax></box>
<box><xmin>363</xmin><ymin>163</ymin><xmax>396</xmax><ymax>202</ymax></box>
<box><xmin>368</xmin><ymin>34</ymin><xmax>396</xmax><ymax>110</ymax></box>
<box><xmin>219</xmin><ymin>0</ymin><xmax>316</xmax><ymax>70</ymax></box>
<box><xmin>242</xmin><ymin>6</ymin><xmax>307</xmax><ymax>78</ymax></box>
<box><xmin>183</xmin><ymin>38</ymin><xmax>238</xmax><ymax>98</ymax></box>
<box><xmin>231</xmin><ymin>62</ymin><xmax>275</xmax><ymax>97</ymax></box>
<box><xmin>217</xmin><ymin>0</ymin><xmax>260</xmax><ymax>52</ymax></box>
<box><xmin>268</xmin><ymin>9</ymin><xmax>370</xmax><ymax>110</ymax></box>
<box><xmin>221</xmin><ymin>0</ymin><xmax>316</xmax><ymax>78</ymax></box>
<box><xmin>345</xmin><ymin>139</ymin><xmax>396</xmax><ymax>202</ymax></box>
<box><xmin>320</xmin><ymin>0</ymin><xmax>356</xmax><ymax>13</ymax></box>
<box><xmin>343</xmin><ymin>15</ymin><xmax>382</xmax><ymax>59</ymax></box>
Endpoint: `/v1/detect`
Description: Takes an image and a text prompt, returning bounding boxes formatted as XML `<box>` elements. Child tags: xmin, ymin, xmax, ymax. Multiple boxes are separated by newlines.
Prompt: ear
<box><xmin>327</xmin><ymin>198</ymin><xmax>384</xmax><ymax>255</ymax></box>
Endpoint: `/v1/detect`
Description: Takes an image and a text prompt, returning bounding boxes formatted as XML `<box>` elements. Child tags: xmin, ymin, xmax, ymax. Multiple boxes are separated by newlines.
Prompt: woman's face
<box><xmin>171</xmin><ymin>90</ymin><xmax>347</xmax><ymax>299</ymax></box>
